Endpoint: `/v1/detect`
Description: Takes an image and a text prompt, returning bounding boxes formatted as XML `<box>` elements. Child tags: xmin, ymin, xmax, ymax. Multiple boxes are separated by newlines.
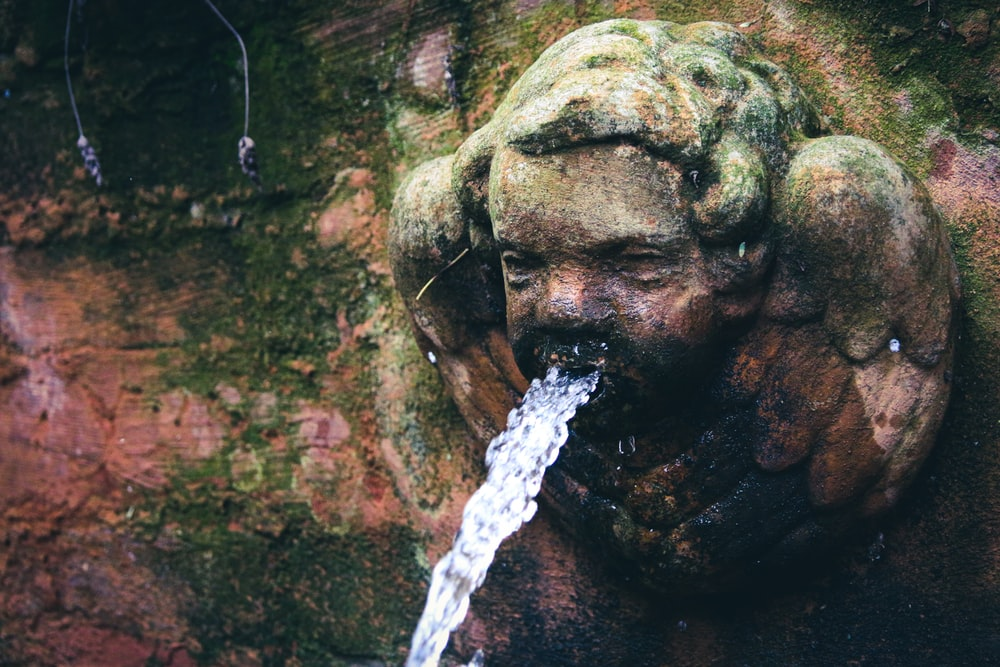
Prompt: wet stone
<box><xmin>389</xmin><ymin>19</ymin><xmax>960</xmax><ymax>593</ymax></box>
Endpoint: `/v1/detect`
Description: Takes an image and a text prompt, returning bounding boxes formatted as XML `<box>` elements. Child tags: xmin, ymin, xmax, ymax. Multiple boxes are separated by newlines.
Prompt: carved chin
<box><xmin>541</xmin><ymin>407</ymin><xmax>838</xmax><ymax>594</ymax></box>
<box><xmin>565</xmin><ymin>373</ymin><xmax>672</xmax><ymax>439</ymax></box>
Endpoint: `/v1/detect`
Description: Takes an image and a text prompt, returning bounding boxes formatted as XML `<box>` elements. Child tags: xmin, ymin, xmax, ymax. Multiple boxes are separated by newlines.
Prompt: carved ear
<box><xmin>767</xmin><ymin>135</ymin><xmax>960</xmax><ymax>512</ymax></box>
<box><xmin>770</xmin><ymin>136</ymin><xmax>959</xmax><ymax>366</ymax></box>
<box><xmin>390</xmin><ymin>155</ymin><xmax>470</xmax><ymax>327</ymax></box>
<box><xmin>389</xmin><ymin>155</ymin><xmax>526</xmax><ymax>441</ymax></box>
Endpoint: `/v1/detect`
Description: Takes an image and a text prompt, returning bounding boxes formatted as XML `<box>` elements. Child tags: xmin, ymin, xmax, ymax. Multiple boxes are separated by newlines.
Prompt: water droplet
<box><xmin>867</xmin><ymin>531</ymin><xmax>885</xmax><ymax>562</ymax></box>
<box><xmin>618</xmin><ymin>434</ymin><xmax>636</xmax><ymax>455</ymax></box>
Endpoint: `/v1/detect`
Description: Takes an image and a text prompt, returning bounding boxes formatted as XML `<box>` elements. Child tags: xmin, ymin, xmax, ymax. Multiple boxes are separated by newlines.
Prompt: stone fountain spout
<box><xmin>390</xmin><ymin>16</ymin><xmax>960</xmax><ymax>600</ymax></box>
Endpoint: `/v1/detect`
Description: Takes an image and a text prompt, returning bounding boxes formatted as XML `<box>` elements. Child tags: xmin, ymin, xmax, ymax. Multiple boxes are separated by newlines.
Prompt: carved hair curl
<box><xmin>451</xmin><ymin>19</ymin><xmax>823</xmax><ymax>303</ymax></box>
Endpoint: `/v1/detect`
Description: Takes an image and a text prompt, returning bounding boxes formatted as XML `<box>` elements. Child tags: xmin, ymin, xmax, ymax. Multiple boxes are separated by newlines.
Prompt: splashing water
<box><xmin>406</xmin><ymin>366</ymin><xmax>599</xmax><ymax>667</ymax></box>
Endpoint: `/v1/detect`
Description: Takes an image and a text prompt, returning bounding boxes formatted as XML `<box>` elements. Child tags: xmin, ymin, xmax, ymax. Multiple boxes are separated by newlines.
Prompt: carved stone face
<box><xmin>388</xmin><ymin>19</ymin><xmax>960</xmax><ymax>592</ymax></box>
<box><xmin>492</xmin><ymin>144</ymin><xmax>717</xmax><ymax>438</ymax></box>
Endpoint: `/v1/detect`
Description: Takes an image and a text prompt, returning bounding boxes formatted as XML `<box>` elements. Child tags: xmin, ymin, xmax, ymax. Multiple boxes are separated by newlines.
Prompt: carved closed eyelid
<box><xmin>614</xmin><ymin>244</ymin><xmax>682</xmax><ymax>264</ymax></box>
<box><xmin>501</xmin><ymin>249</ymin><xmax>544</xmax><ymax>266</ymax></box>
<box><xmin>620</xmin><ymin>248</ymin><xmax>667</xmax><ymax>259</ymax></box>
<box><xmin>608</xmin><ymin>246</ymin><xmax>678</xmax><ymax>283</ymax></box>
<box><xmin>501</xmin><ymin>251</ymin><xmax>544</xmax><ymax>289</ymax></box>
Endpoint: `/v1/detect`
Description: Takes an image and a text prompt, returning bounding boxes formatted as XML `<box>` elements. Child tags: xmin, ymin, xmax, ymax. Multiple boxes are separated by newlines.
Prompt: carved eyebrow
<box><xmin>497</xmin><ymin>239</ymin><xmax>535</xmax><ymax>254</ymax></box>
<box><xmin>597</xmin><ymin>236</ymin><xmax>686</xmax><ymax>256</ymax></box>
<box><xmin>493</xmin><ymin>224</ymin><xmax>528</xmax><ymax>247</ymax></box>
<box><xmin>496</xmin><ymin>230</ymin><xmax>687</xmax><ymax>258</ymax></box>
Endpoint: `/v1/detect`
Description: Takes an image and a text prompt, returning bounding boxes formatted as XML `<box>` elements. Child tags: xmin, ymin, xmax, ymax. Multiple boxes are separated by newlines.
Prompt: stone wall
<box><xmin>1</xmin><ymin>0</ymin><xmax>998</xmax><ymax>664</ymax></box>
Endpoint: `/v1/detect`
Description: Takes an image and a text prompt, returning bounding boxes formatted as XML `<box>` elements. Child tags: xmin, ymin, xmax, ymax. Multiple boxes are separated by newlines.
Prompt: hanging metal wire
<box><xmin>63</xmin><ymin>0</ymin><xmax>262</xmax><ymax>190</ymax></box>
<box><xmin>64</xmin><ymin>0</ymin><xmax>103</xmax><ymax>186</ymax></box>
<box><xmin>202</xmin><ymin>0</ymin><xmax>261</xmax><ymax>189</ymax></box>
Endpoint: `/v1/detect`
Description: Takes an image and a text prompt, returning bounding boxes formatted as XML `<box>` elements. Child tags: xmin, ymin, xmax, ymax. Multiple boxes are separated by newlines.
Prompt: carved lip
<box><xmin>524</xmin><ymin>339</ymin><xmax>644</xmax><ymax>412</ymax></box>
<box><xmin>559</xmin><ymin>422</ymin><xmax>682</xmax><ymax>496</ymax></box>
<box><xmin>532</xmin><ymin>339</ymin><xmax>610</xmax><ymax>373</ymax></box>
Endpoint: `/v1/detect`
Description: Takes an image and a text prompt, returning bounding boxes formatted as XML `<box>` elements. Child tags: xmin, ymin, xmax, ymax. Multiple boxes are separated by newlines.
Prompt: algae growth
<box><xmin>1</xmin><ymin>0</ymin><xmax>998</xmax><ymax>664</ymax></box>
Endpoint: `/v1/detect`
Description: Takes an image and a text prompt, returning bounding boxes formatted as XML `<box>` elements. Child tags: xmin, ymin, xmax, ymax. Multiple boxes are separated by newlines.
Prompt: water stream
<box><xmin>405</xmin><ymin>366</ymin><xmax>600</xmax><ymax>667</ymax></box>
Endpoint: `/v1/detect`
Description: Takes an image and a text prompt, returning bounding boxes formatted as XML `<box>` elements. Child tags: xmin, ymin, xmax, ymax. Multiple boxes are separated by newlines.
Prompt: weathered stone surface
<box><xmin>2</xmin><ymin>0</ymin><xmax>999</xmax><ymax>664</ymax></box>
<box><xmin>0</xmin><ymin>249</ymin><xmax>228</xmax><ymax>502</ymax></box>
<box><xmin>391</xmin><ymin>19</ymin><xmax>960</xmax><ymax>591</ymax></box>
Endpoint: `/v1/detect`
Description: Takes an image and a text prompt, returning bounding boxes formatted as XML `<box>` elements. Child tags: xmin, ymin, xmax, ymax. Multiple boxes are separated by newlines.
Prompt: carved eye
<box><xmin>501</xmin><ymin>251</ymin><xmax>542</xmax><ymax>289</ymax></box>
<box><xmin>616</xmin><ymin>249</ymin><xmax>673</xmax><ymax>284</ymax></box>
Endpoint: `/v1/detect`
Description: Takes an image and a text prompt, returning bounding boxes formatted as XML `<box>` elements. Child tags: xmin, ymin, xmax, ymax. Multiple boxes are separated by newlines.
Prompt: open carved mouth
<box><xmin>521</xmin><ymin>337</ymin><xmax>649</xmax><ymax>397</ymax></box>
<box><xmin>531</xmin><ymin>338</ymin><xmax>610</xmax><ymax>373</ymax></box>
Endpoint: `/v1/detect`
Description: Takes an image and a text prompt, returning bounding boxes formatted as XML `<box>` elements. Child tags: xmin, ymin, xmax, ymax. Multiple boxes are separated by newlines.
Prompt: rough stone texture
<box><xmin>0</xmin><ymin>0</ymin><xmax>999</xmax><ymax>665</ymax></box>
<box><xmin>391</xmin><ymin>19</ymin><xmax>959</xmax><ymax>592</ymax></box>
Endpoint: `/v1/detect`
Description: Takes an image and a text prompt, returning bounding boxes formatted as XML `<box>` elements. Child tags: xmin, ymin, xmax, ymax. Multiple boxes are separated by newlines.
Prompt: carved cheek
<box><xmin>629</xmin><ymin>287</ymin><xmax>715</xmax><ymax>347</ymax></box>
<box><xmin>505</xmin><ymin>288</ymin><xmax>536</xmax><ymax>338</ymax></box>
<box><xmin>683</xmin><ymin>289</ymin><xmax>717</xmax><ymax>341</ymax></box>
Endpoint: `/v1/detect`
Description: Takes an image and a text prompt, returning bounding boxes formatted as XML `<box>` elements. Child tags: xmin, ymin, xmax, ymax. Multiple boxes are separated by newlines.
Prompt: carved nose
<box><xmin>536</xmin><ymin>275</ymin><xmax>610</xmax><ymax>328</ymax></box>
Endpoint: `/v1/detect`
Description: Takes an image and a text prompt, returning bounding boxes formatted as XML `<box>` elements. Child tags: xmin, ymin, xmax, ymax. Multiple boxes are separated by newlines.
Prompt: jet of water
<box><xmin>406</xmin><ymin>366</ymin><xmax>599</xmax><ymax>667</ymax></box>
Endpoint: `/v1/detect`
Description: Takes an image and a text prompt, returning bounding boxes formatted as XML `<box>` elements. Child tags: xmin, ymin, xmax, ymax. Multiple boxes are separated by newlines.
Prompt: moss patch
<box><xmin>138</xmin><ymin>479</ymin><xmax>427</xmax><ymax>665</ymax></box>
<box><xmin>3</xmin><ymin>0</ymin><xmax>999</xmax><ymax>664</ymax></box>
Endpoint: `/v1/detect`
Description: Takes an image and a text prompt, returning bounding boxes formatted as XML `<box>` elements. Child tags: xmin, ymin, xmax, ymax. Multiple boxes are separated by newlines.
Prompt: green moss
<box><xmin>948</xmin><ymin>205</ymin><xmax>1000</xmax><ymax>344</ymax></box>
<box><xmin>4</xmin><ymin>1</ymin><xmax>995</xmax><ymax>663</ymax></box>
<box><xmin>583</xmin><ymin>52</ymin><xmax>623</xmax><ymax>68</ymax></box>
<box><xmin>3</xmin><ymin>4</ymin><xmax>443</xmax><ymax>660</ymax></box>
<box><xmin>606</xmin><ymin>19</ymin><xmax>645</xmax><ymax>41</ymax></box>
<box><xmin>673</xmin><ymin>44</ymin><xmax>745</xmax><ymax>91</ymax></box>
<box><xmin>45</xmin><ymin>2</ymin><xmax>403</xmax><ymax>404</ymax></box>
<box><xmin>377</xmin><ymin>327</ymin><xmax>479</xmax><ymax>508</ymax></box>
<box><xmin>138</xmin><ymin>477</ymin><xmax>427</xmax><ymax>665</ymax></box>
<box><xmin>763</xmin><ymin>0</ymin><xmax>996</xmax><ymax>176</ymax></box>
